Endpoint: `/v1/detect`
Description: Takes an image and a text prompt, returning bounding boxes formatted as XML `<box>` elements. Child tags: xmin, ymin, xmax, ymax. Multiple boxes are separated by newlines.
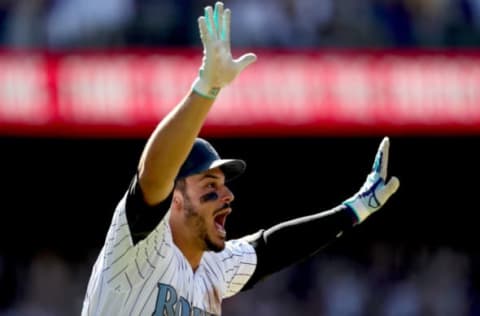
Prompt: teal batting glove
<box><xmin>343</xmin><ymin>137</ymin><xmax>400</xmax><ymax>223</ymax></box>
<box><xmin>192</xmin><ymin>2</ymin><xmax>257</xmax><ymax>99</ymax></box>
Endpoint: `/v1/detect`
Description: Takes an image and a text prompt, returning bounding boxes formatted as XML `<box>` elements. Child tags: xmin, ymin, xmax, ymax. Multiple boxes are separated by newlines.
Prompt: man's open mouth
<box><xmin>214</xmin><ymin>210</ymin><xmax>229</xmax><ymax>237</ymax></box>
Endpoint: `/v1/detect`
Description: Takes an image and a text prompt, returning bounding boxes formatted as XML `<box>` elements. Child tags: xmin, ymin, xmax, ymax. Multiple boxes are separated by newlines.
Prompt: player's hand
<box><xmin>343</xmin><ymin>137</ymin><xmax>400</xmax><ymax>223</ymax></box>
<box><xmin>192</xmin><ymin>1</ymin><xmax>257</xmax><ymax>99</ymax></box>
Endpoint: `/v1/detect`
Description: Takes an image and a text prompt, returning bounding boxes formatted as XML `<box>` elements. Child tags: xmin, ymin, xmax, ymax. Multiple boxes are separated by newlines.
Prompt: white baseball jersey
<box><xmin>81</xmin><ymin>194</ymin><xmax>257</xmax><ymax>316</ymax></box>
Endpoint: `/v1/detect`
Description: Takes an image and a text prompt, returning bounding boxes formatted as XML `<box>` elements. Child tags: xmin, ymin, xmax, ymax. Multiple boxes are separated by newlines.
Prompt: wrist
<box><xmin>192</xmin><ymin>77</ymin><xmax>221</xmax><ymax>99</ymax></box>
<box><xmin>343</xmin><ymin>199</ymin><xmax>370</xmax><ymax>224</ymax></box>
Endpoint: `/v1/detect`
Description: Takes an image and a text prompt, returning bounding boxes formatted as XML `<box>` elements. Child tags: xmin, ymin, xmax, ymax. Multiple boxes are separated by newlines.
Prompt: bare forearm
<box><xmin>138</xmin><ymin>91</ymin><xmax>215</xmax><ymax>205</ymax></box>
<box><xmin>136</xmin><ymin>2</ymin><xmax>256</xmax><ymax>206</ymax></box>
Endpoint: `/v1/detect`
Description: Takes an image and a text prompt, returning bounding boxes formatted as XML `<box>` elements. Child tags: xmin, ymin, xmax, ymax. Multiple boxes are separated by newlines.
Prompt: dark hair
<box><xmin>174</xmin><ymin>177</ymin><xmax>186</xmax><ymax>193</ymax></box>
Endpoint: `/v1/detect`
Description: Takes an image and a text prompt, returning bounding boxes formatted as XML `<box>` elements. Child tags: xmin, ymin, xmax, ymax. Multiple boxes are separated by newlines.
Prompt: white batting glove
<box><xmin>343</xmin><ymin>137</ymin><xmax>400</xmax><ymax>223</ymax></box>
<box><xmin>192</xmin><ymin>2</ymin><xmax>257</xmax><ymax>99</ymax></box>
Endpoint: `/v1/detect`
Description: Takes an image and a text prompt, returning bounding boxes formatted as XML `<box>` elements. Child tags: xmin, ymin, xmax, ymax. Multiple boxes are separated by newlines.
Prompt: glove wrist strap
<box><xmin>192</xmin><ymin>77</ymin><xmax>221</xmax><ymax>99</ymax></box>
<box><xmin>343</xmin><ymin>200</ymin><xmax>370</xmax><ymax>224</ymax></box>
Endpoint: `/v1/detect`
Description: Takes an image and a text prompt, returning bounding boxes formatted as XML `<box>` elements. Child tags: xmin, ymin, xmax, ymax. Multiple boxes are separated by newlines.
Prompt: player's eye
<box><xmin>206</xmin><ymin>182</ymin><xmax>217</xmax><ymax>189</ymax></box>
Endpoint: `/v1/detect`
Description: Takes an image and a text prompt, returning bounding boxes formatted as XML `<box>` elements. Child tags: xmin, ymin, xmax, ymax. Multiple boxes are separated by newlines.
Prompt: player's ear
<box><xmin>172</xmin><ymin>190</ymin><xmax>184</xmax><ymax>211</ymax></box>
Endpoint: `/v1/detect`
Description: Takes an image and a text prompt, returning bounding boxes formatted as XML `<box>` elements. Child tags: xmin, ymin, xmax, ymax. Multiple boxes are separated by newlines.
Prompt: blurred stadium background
<box><xmin>1</xmin><ymin>0</ymin><xmax>480</xmax><ymax>315</ymax></box>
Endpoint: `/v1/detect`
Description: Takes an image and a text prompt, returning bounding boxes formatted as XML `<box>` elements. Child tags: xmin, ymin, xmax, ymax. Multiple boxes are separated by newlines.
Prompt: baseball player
<box><xmin>81</xmin><ymin>2</ymin><xmax>400</xmax><ymax>315</ymax></box>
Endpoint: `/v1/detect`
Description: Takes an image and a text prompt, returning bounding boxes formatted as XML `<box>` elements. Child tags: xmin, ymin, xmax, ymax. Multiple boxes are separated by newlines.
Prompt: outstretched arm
<box><xmin>243</xmin><ymin>137</ymin><xmax>400</xmax><ymax>289</ymax></box>
<box><xmin>137</xmin><ymin>2</ymin><xmax>256</xmax><ymax>205</ymax></box>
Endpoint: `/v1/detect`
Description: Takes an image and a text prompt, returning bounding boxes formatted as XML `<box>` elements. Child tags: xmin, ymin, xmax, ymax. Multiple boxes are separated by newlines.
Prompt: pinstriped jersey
<box><xmin>81</xmin><ymin>193</ymin><xmax>257</xmax><ymax>316</ymax></box>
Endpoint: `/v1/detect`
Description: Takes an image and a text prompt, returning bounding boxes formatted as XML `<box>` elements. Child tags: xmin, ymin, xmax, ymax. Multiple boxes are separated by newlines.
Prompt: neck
<box><xmin>169</xmin><ymin>214</ymin><xmax>204</xmax><ymax>271</ymax></box>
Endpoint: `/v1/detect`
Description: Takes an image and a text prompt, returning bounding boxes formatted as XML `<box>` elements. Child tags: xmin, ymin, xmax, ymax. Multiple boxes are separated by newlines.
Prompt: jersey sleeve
<box><xmin>125</xmin><ymin>174</ymin><xmax>173</xmax><ymax>244</ymax></box>
<box><xmin>205</xmin><ymin>237</ymin><xmax>257</xmax><ymax>299</ymax></box>
<box><xmin>97</xmin><ymin>175</ymin><xmax>174</xmax><ymax>292</ymax></box>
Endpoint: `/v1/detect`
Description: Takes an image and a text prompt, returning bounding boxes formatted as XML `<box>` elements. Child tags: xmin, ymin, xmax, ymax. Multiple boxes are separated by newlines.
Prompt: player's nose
<box><xmin>221</xmin><ymin>186</ymin><xmax>234</xmax><ymax>204</ymax></box>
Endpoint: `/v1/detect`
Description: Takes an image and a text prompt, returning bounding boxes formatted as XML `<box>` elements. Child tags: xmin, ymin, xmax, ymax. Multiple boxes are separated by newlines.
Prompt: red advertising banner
<box><xmin>0</xmin><ymin>49</ymin><xmax>479</xmax><ymax>137</ymax></box>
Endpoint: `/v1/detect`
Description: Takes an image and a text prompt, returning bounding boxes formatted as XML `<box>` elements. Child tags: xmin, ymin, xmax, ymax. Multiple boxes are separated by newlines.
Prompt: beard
<box><xmin>183</xmin><ymin>193</ymin><xmax>225</xmax><ymax>253</ymax></box>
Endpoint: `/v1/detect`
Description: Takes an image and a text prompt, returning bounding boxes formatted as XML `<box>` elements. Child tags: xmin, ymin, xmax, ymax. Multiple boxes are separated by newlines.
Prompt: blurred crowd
<box><xmin>224</xmin><ymin>244</ymin><xmax>480</xmax><ymax>316</ymax></box>
<box><xmin>0</xmin><ymin>0</ymin><xmax>479</xmax><ymax>50</ymax></box>
<box><xmin>1</xmin><ymin>242</ymin><xmax>480</xmax><ymax>316</ymax></box>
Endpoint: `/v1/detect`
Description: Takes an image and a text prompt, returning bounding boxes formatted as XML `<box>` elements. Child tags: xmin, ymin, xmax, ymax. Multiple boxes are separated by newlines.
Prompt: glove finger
<box><xmin>198</xmin><ymin>16</ymin><xmax>210</xmax><ymax>48</ymax></box>
<box><xmin>213</xmin><ymin>2</ymin><xmax>224</xmax><ymax>40</ymax></box>
<box><xmin>380</xmin><ymin>137</ymin><xmax>390</xmax><ymax>179</ymax></box>
<box><xmin>234</xmin><ymin>53</ymin><xmax>257</xmax><ymax>72</ymax></box>
<box><xmin>204</xmin><ymin>5</ymin><xmax>216</xmax><ymax>39</ymax></box>
<box><xmin>372</xmin><ymin>137</ymin><xmax>390</xmax><ymax>179</ymax></box>
<box><xmin>378</xmin><ymin>176</ymin><xmax>400</xmax><ymax>202</ymax></box>
<box><xmin>223</xmin><ymin>8</ymin><xmax>231</xmax><ymax>45</ymax></box>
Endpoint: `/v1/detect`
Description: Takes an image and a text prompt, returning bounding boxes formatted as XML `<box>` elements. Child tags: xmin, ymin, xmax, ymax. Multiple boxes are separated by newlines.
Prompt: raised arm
<box><xmin>243</xmin><ymin>137</ymin><xmax>400</xmax><ymax>289</ymax></box>
<box><xmin>137</xmin><ymin>2</ymin><xmax>256</xmax><ymax>205</ymax></box>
